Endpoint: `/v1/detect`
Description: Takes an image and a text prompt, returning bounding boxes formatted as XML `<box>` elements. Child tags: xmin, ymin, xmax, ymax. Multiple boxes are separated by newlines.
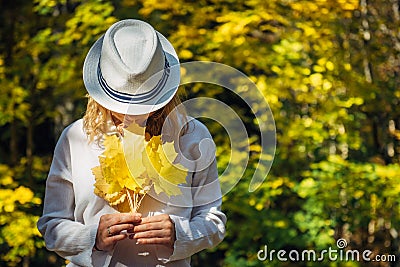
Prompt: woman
<box><xmin>37</xmin><ymin>19</ymin><xmax>226</xmax><ymax>267</ymax></box>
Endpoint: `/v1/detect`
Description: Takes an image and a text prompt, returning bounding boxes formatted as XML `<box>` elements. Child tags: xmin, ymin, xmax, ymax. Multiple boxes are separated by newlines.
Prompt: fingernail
<box><xmin>120</xmin><ymin>230</ymin><xmax>128</xmax><ymax>235</ymax></box>
<box><xmin>136</xmin><ymin>239</ymin><xmax>140</xmax><ymax>244</ymax></box>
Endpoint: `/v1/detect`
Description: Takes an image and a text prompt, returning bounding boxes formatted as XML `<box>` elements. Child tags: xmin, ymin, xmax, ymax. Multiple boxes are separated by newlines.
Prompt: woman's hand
<box><xmin>95</xmin><ymin>213</ymin><xmax>142</xmax><ymax>251</ymax></box>
<box><xmin>132</xmin><ymin>214</ymin><xmax>176</xmax><ymax>248</ymax></box>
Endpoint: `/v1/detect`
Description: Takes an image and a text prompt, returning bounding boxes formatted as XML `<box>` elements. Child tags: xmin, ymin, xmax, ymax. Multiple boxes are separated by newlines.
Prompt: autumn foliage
<box><xmin>92</xmin><ymin>128</ymin><xmax>187</xmax><ymax>213</ymax></box>
<box><xmin>0</xmin><ymin>0</ymin><xmax>399</xmax><ymax>266</ymax></box>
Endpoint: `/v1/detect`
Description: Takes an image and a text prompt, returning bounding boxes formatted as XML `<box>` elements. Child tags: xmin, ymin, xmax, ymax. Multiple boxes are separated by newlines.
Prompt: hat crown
<box><xmin>83</xmin><ymin>19</ymin><xmax>180</xmax><ymax>115</ymax></box>
<box><xmin>100</xmin><ymin>20</ymin><xmax>165</xmax><ymax>95</ymax></box>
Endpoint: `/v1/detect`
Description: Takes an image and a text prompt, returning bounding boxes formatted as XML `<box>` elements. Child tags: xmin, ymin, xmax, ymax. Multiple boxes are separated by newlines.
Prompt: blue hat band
<box><xmin>97</xmin><ymin>56</ymin><xmax>171</xmax><ymax>104</ymax></box>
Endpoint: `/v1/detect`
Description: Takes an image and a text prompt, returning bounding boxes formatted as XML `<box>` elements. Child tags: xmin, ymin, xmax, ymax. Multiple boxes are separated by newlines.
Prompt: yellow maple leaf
<box><xmin>92</xmin><ymin>134</ymin><xmax>144</xmax><ymax>212</ymax></box>
<box><xmin>142</xmin><ymin>135</ymin><xmax>188</xmax><ymax>196</ymax></box>
<box><xmin>122</xmin><ymin>128</ymin><xmax>147</xmax><ymax>188</ymax></box>
<box><xmin>92</xmin><ymin>130</ymin><xmax>188</xmax><ymax>212</ymax></box>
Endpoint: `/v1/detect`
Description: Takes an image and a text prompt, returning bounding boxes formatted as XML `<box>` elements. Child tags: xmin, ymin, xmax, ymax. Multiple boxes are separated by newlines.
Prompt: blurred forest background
<box><xmin>1</xmin><ymin>0</ymin><xmax>400</xmax><ymax>266</ymax></box>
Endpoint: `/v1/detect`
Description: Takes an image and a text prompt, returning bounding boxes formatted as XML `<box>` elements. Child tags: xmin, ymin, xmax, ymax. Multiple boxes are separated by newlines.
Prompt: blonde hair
<box><xmin>83</xmin><ymin>94</ymin><xmax>188</xmax><ymax>143</ymax></box>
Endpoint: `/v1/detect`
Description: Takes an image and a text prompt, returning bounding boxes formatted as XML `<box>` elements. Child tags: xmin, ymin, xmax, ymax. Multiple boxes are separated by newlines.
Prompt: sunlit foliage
<box><xmin>0</xmin><ymin>0</ymin><xmax>399</xmax><ymax>266</ymax></box>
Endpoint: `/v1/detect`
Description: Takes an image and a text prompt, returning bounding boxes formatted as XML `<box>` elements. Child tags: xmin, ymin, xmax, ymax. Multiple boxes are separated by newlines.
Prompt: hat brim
<box><xmin>83</xmin><ymin>31</ymin><xmax>180</xmax><ymax>115</ymax></box>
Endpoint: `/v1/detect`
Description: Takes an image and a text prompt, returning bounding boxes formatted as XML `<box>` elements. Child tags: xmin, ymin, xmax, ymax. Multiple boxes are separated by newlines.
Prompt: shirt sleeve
<box><xmin>168</xmin><ymin>157</ymin><xmax>226</xmax><ymax>262</ymax></box>
<box><xmin>37</xmin><ymin>130</ymin><xmax>98</xmax><ymax>267</ymax></box>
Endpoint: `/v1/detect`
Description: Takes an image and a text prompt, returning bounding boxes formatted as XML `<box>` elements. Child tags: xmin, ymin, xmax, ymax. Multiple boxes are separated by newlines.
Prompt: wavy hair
<box><xmin>83</xmin><ymin>94</ymin><xmax>188</xmax><ymax>143</ymax></box>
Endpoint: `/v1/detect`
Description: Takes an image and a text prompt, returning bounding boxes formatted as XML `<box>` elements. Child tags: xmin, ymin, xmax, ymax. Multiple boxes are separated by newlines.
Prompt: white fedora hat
<box><xmin>83</xmin><ymin>19</ymin><xmax>180</xmax><ymax>115</ymax></box>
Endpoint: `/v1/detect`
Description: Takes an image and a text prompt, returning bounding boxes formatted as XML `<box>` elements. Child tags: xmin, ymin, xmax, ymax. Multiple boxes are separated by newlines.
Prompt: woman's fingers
<box><xmin>103</xmin><ymin>213</ymin><xmax>142</xmax><ymax>227</ymax></box>
<box><xmin>106</xmin><ymin>223</ymin><xmax>134</xmax><ymax>237</ymax></box>
<box><xmin>133</xmin><ymin>214</ymin><xmax>169</xmax><ymax>232</ymax></box>
<box><xmin>95</xmin><ymin>213</ymin><xmax>142</xmax><ymax>251</ymax></box>
<box><xmin>95</xmin><ymin>213</ymin><xmax>176</xmax><ymax>250</ymax></box>
<box><xmin>108</xmin><ymin>232</ymin><xmax>129</xmax><ymax>243</ymax></box>
<box><xmin>136</xmin><ymin>237</ymin><xmax>172</xmax><ymax>245</ymax></box>
<box><xmin>134</xmin><ymin>229</ymin><xmax>170</xmax><ymax>239</ymax></box>
<box><xmin>132</xmin><ymin>214</ymin><xmax>175</xmax><ymax>247</ymax></box>
<box><xmin>133</xmin><ymin>221</ymin><xmax>163</xmax><ymax>232</ymax></box>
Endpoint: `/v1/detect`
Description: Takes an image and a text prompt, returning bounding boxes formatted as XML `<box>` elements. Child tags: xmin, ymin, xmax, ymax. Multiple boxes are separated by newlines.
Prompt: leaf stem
<box><xmin>126</xmin><ymin>188</ymin><xmax>135</xmax><ymax>213</ymax></box>
<box><xmin>137</xmin><ymin>193</ymin><xmax>146</xmax><ymax>209</ymax></box>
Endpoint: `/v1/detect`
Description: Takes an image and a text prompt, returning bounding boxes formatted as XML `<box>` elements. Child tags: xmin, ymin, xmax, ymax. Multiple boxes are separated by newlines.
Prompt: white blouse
<box><xmin>37</xmin><ymin>118</ymin><xmax>226</xmax><ymax>267</ymax></box>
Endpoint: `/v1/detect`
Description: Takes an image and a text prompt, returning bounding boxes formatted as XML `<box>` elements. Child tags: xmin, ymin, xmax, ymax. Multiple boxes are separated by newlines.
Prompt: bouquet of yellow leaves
<box><xmin>92</xmin><ymin>125</ymin><xmax>188</xmax><ymax>213</ymax></box>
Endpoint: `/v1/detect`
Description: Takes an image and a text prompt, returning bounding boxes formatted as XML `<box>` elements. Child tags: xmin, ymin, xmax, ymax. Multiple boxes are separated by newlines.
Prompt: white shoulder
<box><xmin>60</xmin><ymin>119</ymin><xmax>87</xmax><ymax>142</ymax></box>
<box><xmin>53</xmin><ymin>119</ymin><xmax>88</xmax><ymax>153</ymax></box>
<box><xmin>178</xmin><ymin>117</ymin><xmax>216</xmax><ymax>168</ymax></box>
<box><xmin>184</xmin><ymin>117</ymin><xmax>213</xmax><ymax>140</ymax></box>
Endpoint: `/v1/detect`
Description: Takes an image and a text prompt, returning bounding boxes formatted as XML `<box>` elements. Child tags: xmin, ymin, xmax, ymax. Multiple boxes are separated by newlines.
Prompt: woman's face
<box><xmin>110</xmin><ymin>111</ymin><xmax>155</xmax><ymax>127</ymax></box>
